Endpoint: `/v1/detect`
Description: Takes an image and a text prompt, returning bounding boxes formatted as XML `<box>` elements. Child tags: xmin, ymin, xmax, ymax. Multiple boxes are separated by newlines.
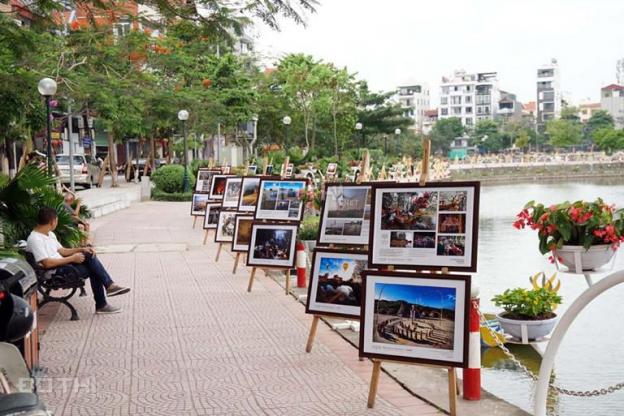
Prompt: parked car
<box><xmin>55</xmin><ymin>154</ymin><xmax>101</xmax><ymax>189</ymax></box>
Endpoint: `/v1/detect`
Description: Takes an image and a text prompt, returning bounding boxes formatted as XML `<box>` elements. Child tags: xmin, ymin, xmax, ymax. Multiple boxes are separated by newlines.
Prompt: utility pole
<box><xmin>67</xmin><ymin>101</ymin><xmax>75</xmax><ymax>191</ymax></box>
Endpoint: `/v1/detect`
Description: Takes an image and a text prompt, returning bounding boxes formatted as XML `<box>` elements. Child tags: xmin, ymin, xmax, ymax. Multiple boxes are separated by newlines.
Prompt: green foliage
<box><xmin>492</xmin><ymin>287</ymin><xmax>562</xmax><ymax>319</ymax></box>
<box><xmin>560</xmin><ymin>106</ymin><xmax>580</xmax><ymax>122</ymax></box>
<box><xmin>546</xmin><ymin>119</ymin><xmax>582</xmax><ymax>147</ymax></box>
<box><xmin>151</xmin><ymin>189</ymin><xmax>194</xmax><ymax>201</ymax></box>
<box><xmin>0</xmin><ymin>165</ymin><xmax>83</xmax><ymax>247</ymax></box>
<box><xmin>593</xmin><ymin>127</ymin><xmax>624</xmax><ymax>152</ymax></box>
<box><xmin>514</xmin><ymin>199</ymin><xmax>624</xmax><ymax>254</ymax></box>
<box><xmin>151</xmin><ymin>165</ymin><xmax>196</xmax><ymax>193</ymax></box>
<box><xmin>586</xmin><ymin>110</ymin><xmax>614</xmax><ymax>140</ymax></box>
<box><xmin>191</xmin><ymin>159</ymin><xmax>212</xmax><ymax>176</ymax></box>
<box><xmin>298</xmin><ymin>215</ymin><xmax>320</xmax><ymax>241</ymax></box>
<box><xmin>430</xmin><ymin>118</ymin><xmax>464</xmax><ymax>153</ymax></box>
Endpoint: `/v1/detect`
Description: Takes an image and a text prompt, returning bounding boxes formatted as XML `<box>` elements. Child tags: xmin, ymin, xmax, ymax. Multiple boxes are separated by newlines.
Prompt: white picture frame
<box><xmin>222</xmin><ymin>177</ymin><xmax>243</xmax><ymax>208</ymax></box>
<box><xmin>318</xmin><ymin>183</ymin><xmax>371</xmax><ymax>246</ymax></box>
<box><xmin>237</xmin><ymin>177</ymin><xmax>261</xmax><ymax>212</ymax></box>
<box><xmin>247</xmin><ymin>222</ymin><xmax>298</xmax><ymax>268</ymax></box>
<box><xmin>215</xmin><ymin>210</ymin><xmax>238</xmax><ymax>243</ymax></box>
<box><xmin>209</xmin><ymin>174</ymin><xmax>233</xmax><ymax>200</ymax></box>
<box><xmin>203</xmin><ymin>202</ymin><xmax>223</xmax><ymax>229</ymax></box>
<box><xmin>231</xmin><ymin>214</ymin><xmax>254</xmax><ymax>252</ymax></box>
<box><xmin>255</xmin><ymin>179</ymin><xmax>306</xmax><ymax>222</ymax></box>
<box><xmin>191</xmin><ymin>193</ymin><xmax>210</xmax><ymax>216</ymax></box>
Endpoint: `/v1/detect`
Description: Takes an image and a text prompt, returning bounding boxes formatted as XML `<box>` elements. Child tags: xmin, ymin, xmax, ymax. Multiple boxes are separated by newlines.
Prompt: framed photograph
<box><xmin>246</xmin><ymin>222</ymin><xmax>298</xmax><ymax>268</ymax></box>
<box><xmin>326</xmin><ymin>163</ymin><xmax>337</xmax><ymax>176</ymax></box>
<box><xmin>222</xmin><ymin>176</ymin><xmax>243</xmax><ymax>208</ymax></box>
<box><xmin>222</xmin><ymin>165</ymin><xmax>231</xmax><ymax>174</ymax></box>
<box><xmin>284</xmin><ymin>163</ymin><xmax>294</xmax><ymax>178</ymax></box>
<box><xmin>318</xmin><ymin>183</ymin><xmax>372</xmax><ymax>246</ymax></box>
<box><xmin>305</xmin><ymin>249</ymin><xmax>368</xmax><ymax>319</ymax></box>
<box><xmin>209</xmin><ymin>174</ymin><xmax>233</xmax><ymax>200</ymax></box>
<box><xmin>238</xmin><ymin>176</ymin><xmax>262</xmax><ymax>212</ymax></box>
<box><xmin>195</xmin><ymin>169</ymin><xmax>220</xmax><ymax>193</ymax></box>
<box><xmin>369</xmin><ymin>182</ymin><xmax>480</xmax><ymax>272</ymax></box>
<box><xmin>215</xmin><ymin>210</ymin><xmax>238</xmax><ymax>243</ymax></box>
<box><xmin>247</xmin><ymin>165</ymin><xmax>258</xmax><ymax>175</ymax></box>
<box><xmin>359</xmin><ymin>270</ymin><xmax>470</xmax><ymax>368</ymax></box>
<box><xmin>231</xmin><ymin>214</ymin><xmax>254</xmax><ymax>252</ymax></box>
<box><xmin>191</xmin><ymin>193</ymin><xmax>210</xmax><ymax>216</ymax></box>
<box><xmin>265</xmin><ymin>165</ymin><xmax>274</xmax><ymax>175</ymax></box>
<box><xmin>255</xmin><ymin>179</ymin><xmax>307</xmax><ymax>222</ymax></box>
<box><xmin>203</xmin><ymin>203</ymin><xmax>223</xmax><ymax>229</ymax></box>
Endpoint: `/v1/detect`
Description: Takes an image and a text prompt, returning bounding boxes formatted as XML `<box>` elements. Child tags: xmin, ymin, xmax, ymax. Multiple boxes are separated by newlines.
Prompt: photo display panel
<box><xmin>255</xmin><ymin>179</ymin><xmax>307</xmax><ymax>222</ymax></box>
<box><xmin>195</xmin><ymin>169</ymin><xmax>220</xmax><ymax>193</ymax></box>
<box><xmin>318</xmin><ymin>183</ymin><xmax>371</xmax><ymax>246</ymax></box>
<box><xmin>191</xmin><ymin>193</ymin><xmax>210</xmax><ymax>216</ymax></box>
<box><xmin>369</xmin><ymin>182</ymin><xmax>480</xmax><ymax>272</ymax></box>
<box><xmin>203</xmin><ymin>202</ymin><xmax>223</xmax><ymax>229</ymax></box>
<box><xmin>246</xmin><ymin>222</ymin><xmax>298</xmax><ymax>268</ymax></box>
<box><xmin>222</xmin><ymin>176</ymin><xmax>243</xmax><ymax>208</ymax></box>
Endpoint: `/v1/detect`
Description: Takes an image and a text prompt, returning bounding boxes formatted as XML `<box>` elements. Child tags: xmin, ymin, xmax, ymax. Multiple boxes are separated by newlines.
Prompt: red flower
<box><xmin>546</xmin><ymin>224</ymin><xmax>557</xmax><ymax>234</ymax></box>
<box><xmin>539</xmin><ymin>213</ymin><xmax>549</xmax><ymax>223</ymax></box>
<box><xmin>549</xmin><ymin>205</ymin><xmax>558</xmax><ymax>212</ymax></box>
<box><xmin>513</xmin><ymin>220</ymin><xmax>525</xmax><ymax>230</ymax></box>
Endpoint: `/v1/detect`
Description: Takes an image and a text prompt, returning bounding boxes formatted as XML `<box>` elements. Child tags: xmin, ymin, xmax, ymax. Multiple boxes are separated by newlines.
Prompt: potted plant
<box><xmin>298</xmin><ymin>215</ymin><xmax>320</xmax><ymax>255</ymax></box>
<box><xmin>492</xmin><ymin>283</ymin><xmax>562</xmax><ymax>341</ymax></box>
<box><xmin>513</xmin><ymin>199</ymin><xmax>624</xmax><ymax>273</ymax></box>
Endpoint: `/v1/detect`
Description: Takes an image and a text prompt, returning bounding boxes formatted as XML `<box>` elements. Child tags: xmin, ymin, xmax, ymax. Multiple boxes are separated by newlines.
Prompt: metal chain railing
<box><xmin>477</xmin><ymin>303</ymin><xmax>624</xmax><ymax>397</ymax></box>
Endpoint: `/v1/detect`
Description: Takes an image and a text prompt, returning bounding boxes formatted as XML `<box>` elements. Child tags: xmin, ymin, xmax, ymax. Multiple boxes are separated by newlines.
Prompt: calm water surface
<box><xmin>478</xmin><ymin>179</ymin><xmax>624</xmax><ymax>415</ymax></box>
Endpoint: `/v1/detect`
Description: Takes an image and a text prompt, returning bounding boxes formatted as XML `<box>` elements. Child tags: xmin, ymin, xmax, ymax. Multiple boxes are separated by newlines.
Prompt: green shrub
<box><xmin>191</xmin><ymin>159</ymin><xmax>211</xmax><ymax>176</ymax></box>
<box><xmin>492</xmin><ymin>287</ymin><xmax>562</xmax><ymax>320</ymax></box>
<box><xmin>151</xmin><ymin>189</ymin><xmax>194</xmax><ymax>201</ymax></box>
<box><xmin>299</xmin><ymin>214</ymin><xmax>320</xmax><ymax>241</ymax></box>
<box><xmin>151</xmin><ymin>165</ymin><xmax>195</xmax><ymax>193</ymax></box>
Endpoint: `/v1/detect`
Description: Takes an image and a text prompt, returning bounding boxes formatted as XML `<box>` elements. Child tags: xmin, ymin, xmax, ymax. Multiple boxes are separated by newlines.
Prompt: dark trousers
<box><xmin>57</xmin><ymin>253</ymin><xmax>113</xmax><ymax>309</ymax></box>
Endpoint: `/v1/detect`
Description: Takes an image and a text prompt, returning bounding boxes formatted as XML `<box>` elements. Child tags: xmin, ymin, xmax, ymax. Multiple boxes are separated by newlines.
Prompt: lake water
<box><xmin>478</xmin><ymin>179</ymin><xmax>624</xmax><ymax>415</ymax></box>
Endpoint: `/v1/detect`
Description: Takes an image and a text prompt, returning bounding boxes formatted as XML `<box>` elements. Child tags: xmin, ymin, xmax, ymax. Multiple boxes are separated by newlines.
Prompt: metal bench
<box><xmin>22</xmin><ymin>252</ymin><xmax>87</xmax><ymax>321</ymax></box>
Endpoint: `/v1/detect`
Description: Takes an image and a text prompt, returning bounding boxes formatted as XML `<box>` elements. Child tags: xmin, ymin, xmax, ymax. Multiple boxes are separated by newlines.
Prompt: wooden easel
<box><xmin>203</xmin><ymin>228</ymin><xmax>214</xmax><ymax>245</ymax></box>
<box><xmin>232</xmin><ymin>252</ymin><xmax>246</xmax><ymax>274</ymax></box>
<box><xmin>192</xmin><ymin>216</ymin><xmax>198</xmax><ymax>228</ymax></box>
<box><xmin>247</xmin><ymin>267</ymin><xmax>292</xmax><ymax>295</ymax></box>
<box><xmin>215</xmin><ymin>242</ymin><xmax>225</xmax><ymax>262</ymax></box>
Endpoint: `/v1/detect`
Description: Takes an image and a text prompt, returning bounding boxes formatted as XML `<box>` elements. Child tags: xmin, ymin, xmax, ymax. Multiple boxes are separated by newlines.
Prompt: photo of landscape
<box><xmin>258</xmin><ymin>180</ymin><xmax>306</xmax><ymax>219</ymax></box>
<box><xmin>240</xmin><ymin>178</ymin><xmax>261</xmax><ymax>209</ymax></box>
<box><xmin>233</xmin><ymin>217</ymin><xmax>253</xmax><ymax>250</ymax></box>
<box><xmin>372</xmin><ymin>282</ymin><xmax>456</xmax><ymax>350</ymax></box>
<box><xmin>381</xmin><ymin>191</ymin><xmax>438</xmax><ymax>231</ymax></box>
<box><xmin>191</xmin><ymin>194</ymin><xmax>209</xmax><ymax>215</ymax></box>
<box><xmin>326</xmin><ymin>187</ymin><xmax>368</xmax><ymax>218</ymax></box>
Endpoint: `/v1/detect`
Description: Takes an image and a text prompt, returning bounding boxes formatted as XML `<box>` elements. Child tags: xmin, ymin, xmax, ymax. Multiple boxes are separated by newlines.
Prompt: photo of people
<box><xmin>222</xmin><ymin>177</ymin><xmax>242</xmax><ymax>208</ymax></box>
<box><xmin>439</xmin><ymin>191</ymin><xmax>467</xmax><ymax>212</ymax></box>
<box><xmin>215</xmin><ymin>211</ymin><xmax>237</xmax><ymax>243</ymax></box>
<box><xmin>413</xmin><ymin>232</ymin><xmax>436</xmax><ymax>249</ymax></box>
<box><xmin>239</xmin><ymin>177</ymin><xmax>261</xmax><ymax>211</ymax></box>
<box><xmin>380</xmin><ymin>191</ymin><xmax>438</xmax><ymax>231</ymax></box>
<box><xmin>390</xmin><ymin>231</ymin><xmax>412</xmax><ymax>248</ymax></box>
<box><xmin>327</xmin><ymin>188</ymin><xmax>368</xmax><ymax>219</ymax></box>
<box><xmin>247</xmin><ymin>224</ymin><xmax>298</xmax><ymax>268</ymax></box>
<box><xmin>372</xmin><ymin>282</ymin><xmax>456</xmax><ymax>350</ymax></box>
<box><xmin>203</xmin><ymin>203</ymin><xmax>222</xmax><ymax>229</ymax></box>
<box><xmin>438</xmin><ymin>214</ymin><xmax>466</xmax><ymax>234</ymax></box>
<box><xmin>256</xmin><ymin>180</ymin><xmax>306</xmax><ymax>221</ymax></box>
<box><xmin>307</xmin><ymin>251</ymin><xmax>368</xmax><ymax>318</ymax></box>
<box><xmin>232</xmin><ymin>216</ymin><xmax>253</xmax><ymax>252</ymax></box>
<box><xmin>437</xmin><ymin>236</ymin><xmax>465</xmax><ymax>256</ymax></box>
<box><xmin>209</xmin><ymin>175</ymin><xmax>231</xmax><ymax>200</ymax></box>
<box><xmin>191</xmin><ymin>193</ymin><xmax>210</xmax><ymax>216</ymax></box>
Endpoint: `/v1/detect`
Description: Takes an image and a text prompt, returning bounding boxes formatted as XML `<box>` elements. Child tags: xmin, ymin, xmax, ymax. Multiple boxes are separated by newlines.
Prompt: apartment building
<box><xmin>397</xmin><ymin>83</ymin><xmax>430</xmax><ymax>132</ymax></box>
<box><xmin>578</xmin><ymin>102</ymin><xmax>601</xmax><ymax>123</ymax></box>
<box><xmin>536</xmin><ymin>59</ymin><xmax>562</xmax><ymax>130</ymax></box>
<box><xmin>438</xmin><ymin>70</ymin><xmax>500</xmax><ymax>128</ymax></box>
<box><xmin>422</xmin><ymin>109</ymin><xmax>438</xmax><ymax>135</ymax></box>
<box><xmin>600</xmin><ymin>84</ymin><xmax>624</xmax><ymax>128</ymax></box>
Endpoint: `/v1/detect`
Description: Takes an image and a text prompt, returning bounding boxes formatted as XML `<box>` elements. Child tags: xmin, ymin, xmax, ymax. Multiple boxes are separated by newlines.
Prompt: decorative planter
<box><xmin>554</xmin><ymin>244</ymin><xmax>616</xmax><ymax>274</ymax></box>
<box><xmin>497</xmin><ymin>312</ymin><xmax>558</xmax><ymax>341</ymax></box>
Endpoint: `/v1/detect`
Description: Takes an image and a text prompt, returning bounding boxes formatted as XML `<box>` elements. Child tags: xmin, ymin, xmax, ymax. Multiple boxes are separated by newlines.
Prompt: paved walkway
<box><xmin>38</xmin><ymin>201</ymin><xmax>442</xmax><ymax>415</ymax></box>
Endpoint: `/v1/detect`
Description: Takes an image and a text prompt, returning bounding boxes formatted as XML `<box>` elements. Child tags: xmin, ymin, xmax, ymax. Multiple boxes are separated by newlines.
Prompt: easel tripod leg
<box><xmin>305</xmin><ymin>315</ymin><xmax>320</xmax><ymax>353</ymax></box>
<box><xmin>285</xmin><ymin>269</ymin><xmax>291</xmax><ymax>295</ymax></box>
<box><xmin>367</xmin><ymin>360</ymin><xmax>382</xmax><ymax>409</ymax></box>
<box><xmin>232</xmin><ymin>253</ymin><xmax>240</xmax><ymax>274</ymax></box>
<box><xmin>215</xmin><ymin>243</ymin><xmax>222</xmax><ymax>262</ymax></box>
<box><xmin>448</xmin><ymin>367</ymin><xmax>458</xmax><ymax>416</ymax></box>
<box><xmin>192</xmin><ymin>216</ymin><xmax>198</xmax><ymax>229</ymax></box>
<box><xmin>247</xmin><ymin>267</ymin><xmax>257</xmax><ymax>292</ymax></box>
<box><xmin>203</xmin><ymin>230</ymin><xmax>209</xmax><ymax>245</ymax></box>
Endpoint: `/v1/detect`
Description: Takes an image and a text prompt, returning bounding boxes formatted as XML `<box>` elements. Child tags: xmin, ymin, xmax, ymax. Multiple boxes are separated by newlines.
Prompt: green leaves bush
<box><xmin>298</xmin><ymin>215</ymin><xmax>320</xmax><ymax>241</ymax></box>
<box><xmin>151</xmin><ymin>164</ymin><xmax>195</xmax><ymax>193</ymax></box>
<box><xmin>492</xmin><ymin>288</ymin><xmax>562</xmax><ymax>320</ymax></box>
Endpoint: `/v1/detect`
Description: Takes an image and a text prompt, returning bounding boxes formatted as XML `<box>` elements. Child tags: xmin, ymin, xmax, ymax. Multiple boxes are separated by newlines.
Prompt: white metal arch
<box><xmin>534</xmin><ymin>270</ymin><xmax>624</xmax><ymax>416</ymax></box>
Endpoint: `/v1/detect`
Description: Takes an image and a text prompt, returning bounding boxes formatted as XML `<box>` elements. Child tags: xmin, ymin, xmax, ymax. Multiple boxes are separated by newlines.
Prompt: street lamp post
<box><xmin>38</xmin><ymin>78</ymin><xmax>57</xmax><ymax>177</ymax></box>
<box><xmin>282</xmin><ymin>116</ymin><xmax>291</xmax><ymax>147</ymax></box>
<box><xmin>383</xmin><ymin>135</ymin><xmax>388</xmax><ymax>154</ymax></box>
<box><xmin>178</xmin><ymin>110</ymin><xmax>190</xmax><ymax>193</ymax></box>
<box><xmin>355</xmin><ymin>122</ymin><xmax>363</xmax><ymax>156</ymax></box>
<box><xmin>249</xmin><ymin>114</ymin><xmax>259</xmax><ymax>158</ymax></box>
<box><xmin>395</xmin><ymin>128</ymin><xmax>402</xmax><ymax>154</ymax></box>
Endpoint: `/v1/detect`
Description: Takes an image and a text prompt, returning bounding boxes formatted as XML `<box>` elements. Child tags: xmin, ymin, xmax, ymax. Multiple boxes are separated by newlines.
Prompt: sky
<box><xmin>375</xmin><ymin>283</ymin><xmax>456</xmax><ymax>310</ymax></box>
<box><xmin>253</xmin><ymin>0</ymin><xmax>624</xmax><ymax>106</ymax></box>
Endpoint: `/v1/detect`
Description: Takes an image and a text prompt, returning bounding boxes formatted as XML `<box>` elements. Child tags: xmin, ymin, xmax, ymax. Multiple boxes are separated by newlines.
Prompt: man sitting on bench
<box><xmin>26</xmin><ymin>207</ymin><xmax>130</xmax><ymax>314</ymax></box>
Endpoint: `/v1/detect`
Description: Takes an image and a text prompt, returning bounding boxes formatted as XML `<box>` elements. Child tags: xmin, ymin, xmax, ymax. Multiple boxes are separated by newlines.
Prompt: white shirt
<box><xmin>27</xmin><ymin>231</ymin><xmax>63</xmax><ymax>263</ymax></box>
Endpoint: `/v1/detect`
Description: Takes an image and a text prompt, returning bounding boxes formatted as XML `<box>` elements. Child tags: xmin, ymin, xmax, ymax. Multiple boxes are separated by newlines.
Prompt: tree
<box><xmin>586</xmin><ymin>110</ymin><xmax>614</xmax><ymax>143</ymax></box>
<box><xmin>546</xmin><ymin>119</ymin><xmax>582</xmax><ymax>148</ymax></box>
<box><xmin>430</xmin><ymin>118</ymin><xmax>463</xmax><ymax>153</ymax></box>
<box><xmin>561</xmin><ymin>106</ymin><xmax>580</xmax><ymax>122</ymax></box>
<box><xmin>472</xmin><ymin>120</ymin><xmax>505</xmax><ymax>152</ymax></box>
<box><xmin>593</xmin><ymin>127</ymin><xmax>624</xmax><ymax>153</ymax></box>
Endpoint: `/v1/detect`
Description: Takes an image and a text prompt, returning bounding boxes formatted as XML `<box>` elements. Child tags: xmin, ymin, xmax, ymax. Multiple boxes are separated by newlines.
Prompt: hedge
<box><xmin>151</xmin><ymin>189</ymin><xmax>194</xmax><ymax>201</ymax></box>
<box><xmin>151</xmin><ymin>164</ymin><xmax>196</xmax><ymax>193</ymax></box>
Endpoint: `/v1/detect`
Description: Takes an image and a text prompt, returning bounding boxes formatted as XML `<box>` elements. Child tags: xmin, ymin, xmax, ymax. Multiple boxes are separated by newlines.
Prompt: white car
<box><xmin>56</xmin><ymin>154</ymin><xmax>102</xmax><ymax>189</ymax></box>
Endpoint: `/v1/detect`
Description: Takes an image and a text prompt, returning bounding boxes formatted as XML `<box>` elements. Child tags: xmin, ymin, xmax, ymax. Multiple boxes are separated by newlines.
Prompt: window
<box><xmin>476</xmin><ymin>95</ymin><xmax>490</xmax><ymax>105</ymax></box>
<box><xmin>453</xmin><ymin>86</ymin><xmax>459</xmax><ymax>91</ymax></box>
<box><xmin>477</xmin><ymin>106</ymin><xmax>483</xmax><ymax>115</ymax></box>
<box><xmin>442</xmin><ymin>87</ymin><xmax>449</xmax><ymax>94</ymax></box>
<box><xmin>441</xmin><ymin>108</ymin><xmax>449</xmax><ymax>116</ymax></box>
<box><xmin>451</xmin><ymin>96</ymin><xmax>462</xmax><ymax>105</ymax></box>
<box><xmin>465</xmin><ymin>96</ymin><xmax>472</xmax><ymax>104</ymax></box>
<box><xmin>400</xmin><ymin>88</ymin><xmax>408</xmax><ymax>95</ymax></box>
<box><xmin>113</xmin><ymin>19</ymin><xmax>131</xmax><ymax>38</ymax></box>
<box><xmin>452</xmin><ymin>107</ymin><xmax>462</xmax><ymax>115</ymax></box>
<box><xmin>465</xmin><ymin>118</ymin><xmax>473</xmax><ymax>126</ymax></box>
<box><xmin>440</xmin><ymin>97</ymin><xmax>448</xmax><ymax>105</ymax></box>
<box><xmin>465</xmin><ymin>106</ymin><xmax>473</xmax><ymax>114</ymax></box>
<box><xmin>406</xmin><ymin>99</ymin><xmax>412</xmax><ymax>107</ymax></box>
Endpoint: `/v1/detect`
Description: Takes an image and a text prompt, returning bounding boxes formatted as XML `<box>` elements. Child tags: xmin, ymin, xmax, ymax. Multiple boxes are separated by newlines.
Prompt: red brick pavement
<box><xmin>38</xmin><ymin>202</ymin><xmax>442</xmax><ymax>416</ymax></box>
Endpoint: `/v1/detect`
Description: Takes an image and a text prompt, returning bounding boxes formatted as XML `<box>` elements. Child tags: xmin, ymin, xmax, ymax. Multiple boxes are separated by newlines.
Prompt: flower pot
<box><xmin>302</xmin><ymin>240</ymin><xmax>317</xmax><ymax>257</ymax></box>
<box><xmin>497</xmin><ymin>312</ymin><xmax>558</xmax><ymax>341</ymax></box>
<box><xmin>554</xmin><ymin>244</ymin><xmax>616</xmax><ymax>274</ymax></box>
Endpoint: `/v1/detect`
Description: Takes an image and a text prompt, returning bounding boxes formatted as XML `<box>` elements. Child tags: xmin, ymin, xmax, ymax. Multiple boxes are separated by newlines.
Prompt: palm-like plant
<box><xmin>0</xmin><ymin>165</ymin><xmax>84</xmax><ymax>249</ymax></box>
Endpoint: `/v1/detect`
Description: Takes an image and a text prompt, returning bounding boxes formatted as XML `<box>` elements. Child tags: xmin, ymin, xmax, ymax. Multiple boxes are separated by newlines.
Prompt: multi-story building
<box><xmin>600</xmin><ymin>84</ymin><xmax>624</xmax><ymax>128</ymax></box>
<box><xmin>578</xmin><ymin>102</ymin><xmax>601</xmax><ymax>123</ymax></box>
<box><xmin>438</xmin><ymin>70</ymin><xmax>500</xmax><ymax>128</ymax></box>
<box><xmin>536</xmin><ymin>59</ymin><xmax>562</xmax><ymax>130</ymax></box>
<box><xmin>498</xmin><ymin>90</ymin><xmax>523</xmax><ymax>121</ymax></box>
<box><xmin>397</xmin><ymin>82</ymin><xmax>430</xmax><ymax>132</ymax></box>
<box><xmin>422</xmin><ymin>109</ymin><xmax>438</xmax><ymax>135</ymax></box>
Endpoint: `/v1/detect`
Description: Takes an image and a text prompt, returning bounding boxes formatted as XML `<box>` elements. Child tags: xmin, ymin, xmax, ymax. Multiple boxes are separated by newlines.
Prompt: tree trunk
<box><xmin>107</xmin><ymin>131</ymin><xmax>118</xmax><ymax>187</ymax></box>
<box><xmin>332</xmin><ymin>106</ymin><xmax>338</xmax><ymax>157</ymax></box>
<box><xmin>311</xmin><ymin>113</ymin><xmax>316</xmax><ymax>151</ymax></box>
<box><xmin>150</xmin><ymin>136</ymin><xmax>156</xmax><ymax>171</ymax></box>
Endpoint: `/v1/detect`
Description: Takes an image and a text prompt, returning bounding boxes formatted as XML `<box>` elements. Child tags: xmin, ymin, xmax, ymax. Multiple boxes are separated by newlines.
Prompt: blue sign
<box><xmin>82</xmin><ymin>136</ymin><xmax>92</xmax><ymax>146</ymax></box>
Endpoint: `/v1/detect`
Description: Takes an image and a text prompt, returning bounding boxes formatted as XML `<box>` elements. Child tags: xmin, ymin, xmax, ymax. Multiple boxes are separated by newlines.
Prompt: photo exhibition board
<box><xmin>238</xmin><ymin>176</ymin><xmax>262</xmax><ymax>212</ymax></box>
<box><xmin>305</xmin><ymin>249</ymin><xmax>368</xmax><ymax>319</ymax></box>
<box><xmin>246</xmin><ymin>222</ymin><xmax>298</xmax><ymax>268</ymax></box>
<box><xmin>215</xmin><ymin>210</ymin><xmax>239</xmax><ymax>243</ymax></box>
<box><xmin>209</xmin><ymin>174</ymin><xmax>234</xmax><ymax>200</ymax></box>
<box><xmin>369</xmin><ymin>182</ymin><xmax>480</xmax><ymax>272</ymax></box>
<box><xmin>203</xmin><ymin>203</ymin><xmax>223</xmax><ymax>229</ymax></box>
<box><xmin>191</xmin><ymin>193</ymin><xmax>210</xmax><ymax>216</ymax></box>
<box><xmin>195</xmin><ymin>169</ymin><xmax>221</xmax><ymax>193</ymax></box>
<box><xmin>222</xmin><ymin>176</ymin><xmax>243</xmax><ymax>208</ymax></box>
<box><xmin>232</xmin><ymin>214</ymin><xmax>254</xmax><ymax>252</ymax></box>
<box><xmin>359</xmin><ymin>270</ymin><xmax>470</xmax><ymax>368</ymax></box>
<box><xmin>255</xmin><ymin>179</ymin><xmax>307</xmax><ymax>222</ymax></box>
<box><xmin>318</xmin><ymin>183</ymin><xmax>372</xmax><ymax>246</ymax></box>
